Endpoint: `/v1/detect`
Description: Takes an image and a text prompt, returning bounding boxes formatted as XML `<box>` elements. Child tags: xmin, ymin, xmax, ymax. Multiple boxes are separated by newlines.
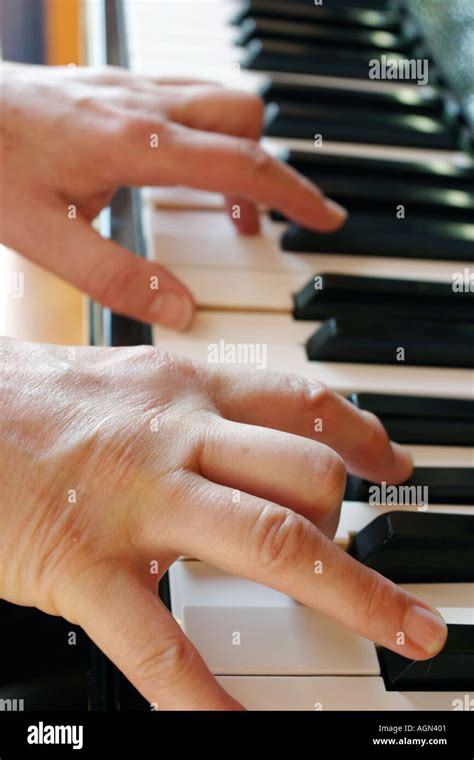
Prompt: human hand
<box><xmin>0</xmin><ymin>339</ymin><xmax>447</xmax><ymax>710</ymax></box>
<box><xmin>0</xmin><ymin>63</ymin><xmax>346</xmax><ymax>330</ymax></box>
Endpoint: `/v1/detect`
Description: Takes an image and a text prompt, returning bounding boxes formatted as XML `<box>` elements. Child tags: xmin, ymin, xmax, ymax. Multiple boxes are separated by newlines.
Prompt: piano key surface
<box><xmin>215</xmin><ymin>675</ymin><xmax>472</xmax><ymax>710</ymax></box>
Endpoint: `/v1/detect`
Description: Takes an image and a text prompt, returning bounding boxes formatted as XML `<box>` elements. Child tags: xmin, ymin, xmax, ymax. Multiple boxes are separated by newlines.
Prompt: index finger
<box><xmin>114</xmin><ymin>120</ymin><xmax>347</xmax><ymax>233</ymax></box>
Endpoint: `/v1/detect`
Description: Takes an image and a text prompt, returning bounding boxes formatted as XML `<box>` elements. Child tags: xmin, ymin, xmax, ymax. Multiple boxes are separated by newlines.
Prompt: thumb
<box><xmin>31</xmin><ymin>206</ymin><xmax>195</xmax><ymax>330</ymax></box>
<box><xmin>63</xmin><ymin>565</ymin><xmax>242</xmax><ymax>711</ymax></box>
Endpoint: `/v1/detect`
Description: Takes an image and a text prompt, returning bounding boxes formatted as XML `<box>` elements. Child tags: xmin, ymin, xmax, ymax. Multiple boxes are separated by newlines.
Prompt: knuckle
<box><xmin>279</xmin><ymin>375</ymin><xmax>334</xmax><ymax>416</ymax></box>
<box><xmin>314</xmin><ymin>449</ymin><xmax>346</xmax><ymax>509</ymax></box>
<box><xmin>297</xmin><ymin>377</ymin><xmax>334</xmax><ymax>414</ymax></box>
<box><xmin>115</xmin><ymin>112</ymin><xmax>167</xmax><ymax>146</ymax></box>
<box><xmin>250</xmin><ymin>505</ymin><xmax>310</xmax><ymax>572</ymax></box>
<box><xmin>324</xmin><ymin>448</ymin><xmax>346</xmax><ymax>505</ymax></box>
<box><xmin>93</xmin><ymin>261</ymin><xmax>142</xmax><ymax>309</ymax></box>
<box><xmin>133</xmin><ymin>636</ymin><xmax>194</xmax><ymax>687</ymax></box>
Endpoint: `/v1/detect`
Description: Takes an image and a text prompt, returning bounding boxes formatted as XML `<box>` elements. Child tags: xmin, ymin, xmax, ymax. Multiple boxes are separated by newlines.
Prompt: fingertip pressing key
<box><xmin>403</xmin><ymin>604</ymin><xmax>448</xmax><ymax>657</ymax></box>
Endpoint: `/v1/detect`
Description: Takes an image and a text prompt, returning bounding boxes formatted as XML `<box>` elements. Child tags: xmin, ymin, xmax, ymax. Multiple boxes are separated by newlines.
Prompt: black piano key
<box><xmin>271</xmin><ymin>172</ymin><xmax>472</xmax><ymax>218</ymax></box>
<box><xmin>350</xmin><ymin>392</ymin><xmax>474</xmax><ymax>420</ymax></box>
<box><xmin>232</xmin><ymin>0</ymin><xmax>403</xmax><ymax>32</ymax></box>
<box><xmin>266</xmin><ymin>143</ymin><xmax>474</xmax><ymax>212</ymax></box>
<box><xmin>260</xmin><ymin>79</ymin><xmax>449</xmax><ymax>119</ymax></box>
<box><xmin>284</xmin><ymin>148</ymin><xmax>474</xmax><ymax>190</ymax></box>
<box><xmin>236</xmin><ymin>16</ymin><xmax>406</xmax><ymax>51</ymax></box>
<box><xmin>281</xmin><ymin>214</ymin><xmax>474</xmax><ymax>260</ymax></box>
<box><xmin>379</xmin><ymin>416</ymin><xmax>474</xmax><ymax>446</ymax></box>
<box><xmin>259</xmin><ymin>79</ymin><xmax>459</xmax><ymax>124</ymax></box>
<box><xmin>349</xmin><ymin>392</ymin><xmax>474</xmax><ymax>446</ymax></box>
<box><xmin>242</xmin><ymin>39</ymin><xmax>433</xmax><ymax>82</ymax></box>
<box><xmin>349</xmin><ymin>512</ymin><xmax>474</xmax><ymax>582</ymax></box>
<box><xmin>293</xmin><ymin>273</ymin><xmax>474</xmax><ymax>323</ymax></box>
<box><xmin>265</xmin><ymin>101</ymin><xmax>460</xmax><ymax>150</ymax></box>
<box><xmin>378</xmin><ymin>625</ymin><xmax>474</xmax><ymax>691</ymax></box>
<box><xmin>306</xmin><ymin>317</ymin><xmax>474</xmax><ymax>368</ymax></box>
<box><xmin>345</xmin><ymin>468</ymin><xmax>474</xmax><ymax>505</ymax></box>
<box><xmin>242</xmin><ymin>0</ymin><xmax>400</xmax><ymax>12</ymax></box>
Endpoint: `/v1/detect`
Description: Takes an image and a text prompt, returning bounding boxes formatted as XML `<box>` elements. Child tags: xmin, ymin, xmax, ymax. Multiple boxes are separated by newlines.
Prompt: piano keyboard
<box><xmin>89</xmin><ymin>0</ymin><xmax>474</xmax><ymax>711</ymax></box>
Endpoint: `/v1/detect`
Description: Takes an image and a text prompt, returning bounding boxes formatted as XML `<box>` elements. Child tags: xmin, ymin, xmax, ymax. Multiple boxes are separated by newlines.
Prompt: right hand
<box><xmin>0</xmin><ymin>339</ymin><xmax>446</xmax><ymax>710</ymax></box>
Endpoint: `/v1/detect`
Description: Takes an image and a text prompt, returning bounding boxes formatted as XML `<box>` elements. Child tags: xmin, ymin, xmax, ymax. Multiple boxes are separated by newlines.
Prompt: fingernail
<box><xmin>403</xmin><ymin>605</ymin><xmax>448</xmax><ymax>655</ymax></box>
<box><xmin>149</xmin><ymin>293</ymin><xmax>194</xmax><ymax>330</ymax></box>
<box><xmin>324</xmin><ymin>198</ymin><xmax>348</xmax><ymax>226</ymax></box>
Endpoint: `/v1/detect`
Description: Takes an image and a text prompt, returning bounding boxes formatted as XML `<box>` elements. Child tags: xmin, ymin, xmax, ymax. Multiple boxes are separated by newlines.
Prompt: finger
<box><xmin>160</xmin><ymin>86</ymin><xmax>264</xmax><ymax>137</ymax></box>
<box><xmin>197</xmin><ymin>416</ymin><xmax>345</xmax><ymax>535</ymax></box>
<box><xmin>114</xmin><ymin>120</ymin><xmax>347</xmax><ymax>233</ymax></box>
<box><xmin>26</xmin><ymin>204</ymin><xmax>195</xmax><ymax>329</ymax></box>
<box><xmin>176</xmin><ymin>476</ymin><xmax>448</xmax><ymax>662</ymax></box>
<box><xmin>63</xmin><ymin>565</ymin><xmax>242</xmax><ymax>710</ymax></box>
<box><xmin>210</xmin><ymin>371</ymin><xmax>413</xmax><ymax>484</ymax></box>
<box><xmin>136</xmin><ymin>86</ymin><xmax>265</xmax><ymax>235</ymax></box>
<box><xmin>224</xmin><ymin>196</ymin><xmax>260</xmax><ymax>234</ymax></box>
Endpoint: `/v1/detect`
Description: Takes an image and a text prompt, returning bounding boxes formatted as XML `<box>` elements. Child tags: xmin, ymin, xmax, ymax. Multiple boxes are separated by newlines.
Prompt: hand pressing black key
<box><xmin>378</xmin><ymin>625</ymin><xmax>474</xmax><ymax>691</ymax></box>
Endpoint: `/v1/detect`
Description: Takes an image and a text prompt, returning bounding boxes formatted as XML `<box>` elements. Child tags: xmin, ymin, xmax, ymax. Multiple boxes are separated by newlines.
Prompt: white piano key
<box><xmin>151</xmin><ymin>311</ymin><xmax>474</xmax><ymax>399</ymax></box>
<box><xmin>215</xmin><ymin>675</ymin><xmax>473</xmax><ymax>710</ymax></box>
<box><xmin>143</xmin><ymin>206</ymin><xmax>471</xmax><ymax>308</ymax></box>
<box><xmin>436</xmin><ymin>608</ymin><xmax>474</xmax><ymax>625</ymax></box>
<box><xmin>400</xmin><ymin>584</ymin><xmax>474</xmax><ymax>610</ymax></box>
<box><xmin>170</xmin><ymin>562</ymin><xmax>474</xmax><ymax>619</ymax></box>
<box><xmin>182</xmin><ymin>604</ymin><xmax>380</xmax><ymax>675</ymax></box>
<box><xmin>169</xmin><ymin>559</ymin><xmax>294</xmax><ymax>616</ymax></box>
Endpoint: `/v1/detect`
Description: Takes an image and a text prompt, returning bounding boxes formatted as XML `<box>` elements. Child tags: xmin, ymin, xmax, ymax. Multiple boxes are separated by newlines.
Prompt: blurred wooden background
<box><xmin>1</xmin><ymin>0</ymin><xmax>86</xmax><ymax>345</ymax></box>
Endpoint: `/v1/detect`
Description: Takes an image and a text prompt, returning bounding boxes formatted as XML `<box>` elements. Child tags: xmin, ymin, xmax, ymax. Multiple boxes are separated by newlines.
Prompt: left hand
<box><xmin>0</xmin><ymin>63</ymin><xmax>347</xmax><ymax>330</ymax></box>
